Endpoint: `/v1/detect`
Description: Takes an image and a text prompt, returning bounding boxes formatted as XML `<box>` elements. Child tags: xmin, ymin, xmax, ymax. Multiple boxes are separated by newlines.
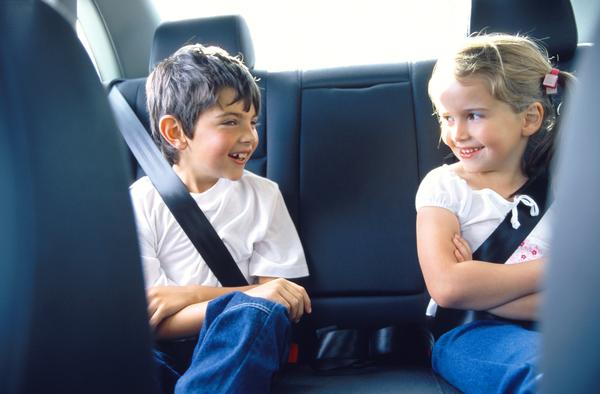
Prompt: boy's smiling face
<box><xmin>172</xmin><ymin>87</ymin><xmax>258</xmax><ymax>193</ymax></box>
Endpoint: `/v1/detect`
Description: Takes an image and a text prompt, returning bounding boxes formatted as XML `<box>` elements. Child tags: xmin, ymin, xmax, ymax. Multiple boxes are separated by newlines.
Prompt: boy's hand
<box><xmin>245</xmin><ymin>278</ymin><xmax>311</xmax><ymax>323</ymax></box>
<box><xmin>453</xmin><ymin>233</ymin><xmax>472</xmax><ymax>262</ymax></box>
<box><xmin>147</xmin><ymin>286</ymin><xmax>200</xmax><ymax>328</ymax></box>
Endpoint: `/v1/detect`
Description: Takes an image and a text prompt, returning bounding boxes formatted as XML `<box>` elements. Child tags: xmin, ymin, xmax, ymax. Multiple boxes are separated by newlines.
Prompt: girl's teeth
<box><xmin>461</xmin><ymin>147</ymin><xmax>482</xmax><ymax>154</ymax></box>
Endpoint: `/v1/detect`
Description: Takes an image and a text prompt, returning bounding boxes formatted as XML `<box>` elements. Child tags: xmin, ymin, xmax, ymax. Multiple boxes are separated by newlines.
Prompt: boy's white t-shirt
<box><xmin>130</xmin><ymin>170</ymin><xmax>309</xmax><ymax>288</ymax></box>
<box><xmin>415</xmin><ymin>164</ymin><xmax>553</xmax><ymax>316</ymax></box>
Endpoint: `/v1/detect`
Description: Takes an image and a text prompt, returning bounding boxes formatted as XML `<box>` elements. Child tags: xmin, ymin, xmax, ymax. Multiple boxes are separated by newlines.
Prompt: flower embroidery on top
<box><xmin>507</xmin><ymin>240</ymin><xmax>543</xmax><ymax>264</ymax></box>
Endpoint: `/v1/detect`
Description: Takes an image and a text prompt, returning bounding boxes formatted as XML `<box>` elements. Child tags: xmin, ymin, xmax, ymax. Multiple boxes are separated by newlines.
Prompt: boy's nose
<box><xmin>240</xmin><ymin>124</ymin><xmax>258</xmax><ymax>144</ymax></box>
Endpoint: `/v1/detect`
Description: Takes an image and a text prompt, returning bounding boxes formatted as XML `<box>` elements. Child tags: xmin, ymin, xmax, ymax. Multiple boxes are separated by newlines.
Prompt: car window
<box><xmin>571</xmin><ymin>0</ymin><xmax>600</xmax><ymax>43</ymax></box>
<box><xmin>153</xmin><ymin>0</ymin><xmax>471</xmax><ymax>71</ymax></box>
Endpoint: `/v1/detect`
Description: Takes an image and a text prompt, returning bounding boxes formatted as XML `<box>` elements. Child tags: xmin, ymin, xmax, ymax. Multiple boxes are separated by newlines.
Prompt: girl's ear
<box><xmin>522</xmin><ymin>102</ymin><xmax>544</xmax><ymax>137</ymax></box>
<box><xmin>159</xmin><ymin>115</ymin><xmax>188</xmax><ymax>150</ymax></box>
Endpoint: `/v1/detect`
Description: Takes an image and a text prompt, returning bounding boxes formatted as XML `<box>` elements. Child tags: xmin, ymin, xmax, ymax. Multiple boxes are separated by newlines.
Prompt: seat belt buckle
<box><xmin>287</xmin><ymin>342</ymin><xmax>299</xmax><ymax>364</ymax></box>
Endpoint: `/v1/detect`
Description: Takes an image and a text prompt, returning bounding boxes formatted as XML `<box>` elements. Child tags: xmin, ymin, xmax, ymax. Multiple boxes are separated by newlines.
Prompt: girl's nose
<box><xmin>451</xmin><ymin>121</ymin><xmax>469</xmax><ymax>142</ymax></box>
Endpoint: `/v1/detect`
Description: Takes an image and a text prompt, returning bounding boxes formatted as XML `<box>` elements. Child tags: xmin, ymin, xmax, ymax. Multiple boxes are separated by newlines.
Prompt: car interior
<box><xmin>1</xmin><ymin>0</ymin><xmax>599</xmax><ymax>393</ymax></box>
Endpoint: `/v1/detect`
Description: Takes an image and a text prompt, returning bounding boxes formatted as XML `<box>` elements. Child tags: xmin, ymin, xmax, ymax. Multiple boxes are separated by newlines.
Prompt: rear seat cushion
<box><xmin>272</xmin><ymin>365</ymin><xmax>460</xmax><ymax>393</ymax></box>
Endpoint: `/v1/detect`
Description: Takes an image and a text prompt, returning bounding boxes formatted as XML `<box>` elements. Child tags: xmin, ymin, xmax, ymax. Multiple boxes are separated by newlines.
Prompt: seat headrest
<box><xmin>469</xmin><ymin>0</ymin><xmax>578</xmax><ymax>63</ymax></box>
<box><xmin>149</xmin><ymin>15</ymin><xmax>255</xmax><ymax>72</ymax></box>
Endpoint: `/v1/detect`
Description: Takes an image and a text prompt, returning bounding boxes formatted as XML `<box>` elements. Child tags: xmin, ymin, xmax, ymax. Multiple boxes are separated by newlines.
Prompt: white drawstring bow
<box><xmin>510</xmin><ymin>195</ymin><xmax>539</xmax><ymax>229</ymax></box>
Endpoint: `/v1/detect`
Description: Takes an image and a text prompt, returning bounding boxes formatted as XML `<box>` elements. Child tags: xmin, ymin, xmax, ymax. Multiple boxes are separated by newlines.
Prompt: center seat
<box><xmin>268</xmin><ymin>63</ymin><xmax>457</xmax><ymax>393</ymax></box>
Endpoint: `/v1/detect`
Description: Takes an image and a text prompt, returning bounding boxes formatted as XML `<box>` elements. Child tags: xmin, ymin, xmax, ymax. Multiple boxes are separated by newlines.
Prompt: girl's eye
<box><xmin>468</xmin><ymin>112</ymin><xmax>482</xmax><ymax>121</ymax></box>
<box><xmin>223</xmin><ymin>119</ymin><xmax>238</xmax><ymax>126</ymax></box>
<box><xmin>251</xmin><ymin>120</ymin><xmax>259</xmax><ymax>128</ymax></box>
<box><xmin>441</xmin><ymin>115</ymin><xmax>455</xmax><ymax>125</ymax></box>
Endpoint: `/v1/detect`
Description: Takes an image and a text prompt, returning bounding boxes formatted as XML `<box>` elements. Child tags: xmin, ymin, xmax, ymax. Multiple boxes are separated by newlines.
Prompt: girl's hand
<box><xmin>453</xmin><ymin>233</ymin><xmax>472</xmax><ymax>262</ymax></box>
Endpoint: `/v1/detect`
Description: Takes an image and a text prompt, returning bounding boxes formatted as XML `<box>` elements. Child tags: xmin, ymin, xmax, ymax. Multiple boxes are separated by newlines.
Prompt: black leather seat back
<box><xmin>149</xmin><ymin>15</ymin><xmax>255</xmax><ymax>70</ymax></box>
<box><xmin>469</xmin><ymin>0</ymin><xmax>579</xmax><ymax>70</ymax></box>
<box><xmin>0</xmin><ymin>2</ymin><xmax>157</xmax><ymax>393</ymax></box>
<box><xmin>264</xmin><ymin>64</ymin><xmax>447</xmax><ymax>330</ymax></box>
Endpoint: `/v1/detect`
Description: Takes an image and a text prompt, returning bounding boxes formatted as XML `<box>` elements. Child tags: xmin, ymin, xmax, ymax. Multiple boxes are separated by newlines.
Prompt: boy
<box><xmin>129</xmin><ymin>44</ymin><xmax>311</xmax><ymax>393</ymax></box>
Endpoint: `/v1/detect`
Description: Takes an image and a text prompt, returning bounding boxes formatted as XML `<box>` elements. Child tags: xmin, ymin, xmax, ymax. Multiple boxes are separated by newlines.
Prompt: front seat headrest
<box><xmin>149</xmin><ymin>15</ymin><xmax>255</xmax><ymax>71</ymax></box>
<box><xmin>469</xmin><ymin>0</ymin><xmax>578</xmax><ymax>64</ymax></box>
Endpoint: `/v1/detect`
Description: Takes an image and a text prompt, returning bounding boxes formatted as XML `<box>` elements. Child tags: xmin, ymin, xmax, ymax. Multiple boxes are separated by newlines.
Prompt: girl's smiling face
<box><xmin>434</xmin><ymin>76</ymin><xmax>530</xmax><ymax>177</ymax></box>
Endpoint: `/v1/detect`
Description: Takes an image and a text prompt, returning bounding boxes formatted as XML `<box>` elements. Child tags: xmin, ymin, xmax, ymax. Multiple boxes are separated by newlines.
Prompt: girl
<box><xmin>415</xmin><ymin>34</ymin><xmax>573</xmax><ymax>393</ymax></box>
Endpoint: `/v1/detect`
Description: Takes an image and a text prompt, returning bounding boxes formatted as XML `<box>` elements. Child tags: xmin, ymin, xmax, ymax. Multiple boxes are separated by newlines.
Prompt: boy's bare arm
<box><xmin>417</xmin><ymin>206</ymin><xmax>544</xmax><ymax>311</ymax></box>
<box><xmin>155</xmin><ymin>302</ymin><xmax>209</xmax><ymax>339</ymax></box>
<box><xmin>151</xmin><ymin>278</ymin><xmax>312</xmax><ymax>339</ymax></box>
<box><xmin>147</xmin><ymin>284</ymin><xmax>257</xmax><ymax>328</ymax></box>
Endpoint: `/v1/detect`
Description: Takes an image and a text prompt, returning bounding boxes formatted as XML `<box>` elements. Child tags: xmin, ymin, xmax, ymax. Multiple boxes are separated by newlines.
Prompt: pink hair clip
<box><xmin>543</xmin><ymin>68</ymin><xmax>560</xmax><ymax>95</ymax></box>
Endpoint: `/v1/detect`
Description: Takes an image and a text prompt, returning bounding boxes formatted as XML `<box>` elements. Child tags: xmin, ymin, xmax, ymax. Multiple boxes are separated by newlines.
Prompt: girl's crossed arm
<box><xmin>453</xmin><ymin>233</ymin><xmax>541</xmax><ymax>320</ymax></box>
<box><xmin>417</xmin><ymin>206</ymin><xmax>543</xmax><ymax>311</ymax></box>
<box><xmin>487</xmin><ymin>293</ymin><xmax>540</xmax><ymax>320</ymax></box>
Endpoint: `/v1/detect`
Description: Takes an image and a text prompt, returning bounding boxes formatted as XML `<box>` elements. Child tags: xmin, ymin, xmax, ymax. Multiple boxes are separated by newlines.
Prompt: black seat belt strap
<box><xmin>108</xmin><ymin>86</ymin><xmax>248</xmax><ymax>287</ymax></box>
<box><xmin>473</xmin><ymin>171</ymin><xmax>550</xmax><ymax>263</ymax></box>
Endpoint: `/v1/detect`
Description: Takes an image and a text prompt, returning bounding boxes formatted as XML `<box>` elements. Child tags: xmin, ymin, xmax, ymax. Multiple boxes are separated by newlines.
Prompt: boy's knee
<box><xmin>223</xmin><ymin>291</ymin><xmax>288</xmax><ymax>319</ymax></box>
<box><xmin>431</xmin><ymin>337</ymin><xmax>449</xmax><ymax>374</ymax></box>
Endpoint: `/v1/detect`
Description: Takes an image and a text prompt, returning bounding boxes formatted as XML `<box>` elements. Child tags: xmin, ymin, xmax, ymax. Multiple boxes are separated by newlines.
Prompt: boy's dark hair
<box><xmin>146</xmin><ymin>44</ymin><xmax>261</xmax><ymax>165</ymax></box>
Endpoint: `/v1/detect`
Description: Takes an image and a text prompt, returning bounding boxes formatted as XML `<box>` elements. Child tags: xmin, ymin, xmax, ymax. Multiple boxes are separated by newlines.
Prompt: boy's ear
<box><xmin>159</xmin><ymin>115</ymin><xmax>188</xmax><ymax>150</ymax></box>
<box><xmin>522</xmin><ymin>102</ymin><xmax>544</xmax><ymax>137</ymax></box>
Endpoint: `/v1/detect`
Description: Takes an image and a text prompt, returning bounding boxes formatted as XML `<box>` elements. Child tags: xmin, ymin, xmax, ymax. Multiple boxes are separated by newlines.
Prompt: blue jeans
<box><xmin>432</xmin><ymin>320</ymin><xmax>541</xmax><ymax>394</ymax></box>
<box><xmin>153</xmin><ymin>292</ymin><xmax>291</xmax><ymax>394</ymax></box>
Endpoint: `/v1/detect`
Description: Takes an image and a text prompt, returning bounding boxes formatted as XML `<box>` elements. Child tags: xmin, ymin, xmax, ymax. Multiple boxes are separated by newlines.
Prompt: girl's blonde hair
<box><xmin>428</xmin><ymin>33</ymin><xmax>574</xmax><ymax>178</ymax></box>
